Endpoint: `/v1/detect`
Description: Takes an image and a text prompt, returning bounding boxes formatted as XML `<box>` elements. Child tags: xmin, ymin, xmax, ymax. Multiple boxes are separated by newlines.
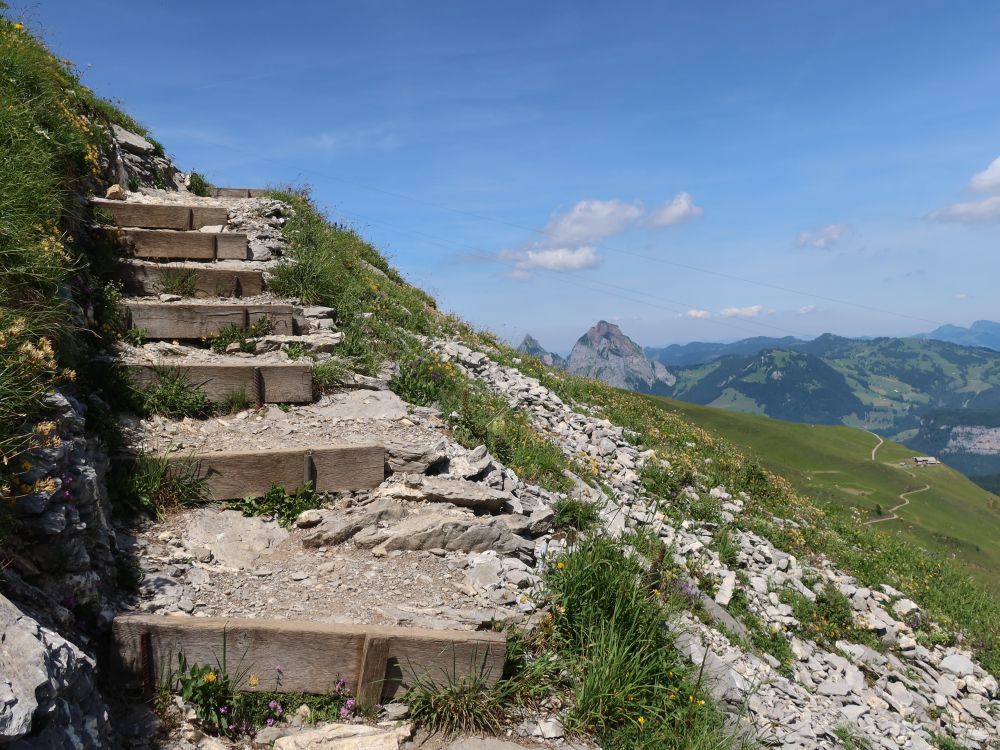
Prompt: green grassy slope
<box><xmin>648</xmin><ymin>395</ymin><xmax>1000</xmax><ymax>592</ymax></box>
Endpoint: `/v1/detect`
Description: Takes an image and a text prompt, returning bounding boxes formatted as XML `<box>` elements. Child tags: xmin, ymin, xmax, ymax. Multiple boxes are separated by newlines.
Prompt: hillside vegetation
<box><xmin>648</xmin><ymin>396</ymin><xmax>1000</xmax><ymax>592</ymax></box>
<box><xmin>0</xmin><ymin>6</ymin><xmax>149</xmax><ymax>489</ymax></box>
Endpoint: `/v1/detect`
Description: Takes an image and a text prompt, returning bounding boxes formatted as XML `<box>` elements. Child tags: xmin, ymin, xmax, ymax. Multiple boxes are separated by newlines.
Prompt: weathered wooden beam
<box><xmin>123</xmin><ymin>229</ymin><xmax>248</xmax><ymax>261</ymax></box>
<box><xmin>128</xmin><ymin>362</ymin><xmax>312</xmax><ymax>403</ymax></box>
<box><xmin>120</xmin><ymin>262</ymin><xmax>265</xmax><ymax>299</ymax></box>
<box><xmin>125</xmin><ymin>229</ymin><xmax>215</xmax><ymax>260</ymax></box>
<box><xmin>191</xmin><ymin>205</ymin><xmax>230</xmax><ymax>230</ymax></box>
<box><xmin>93</xmin><ymin>199</ymin><xmax>230</xmax><ymax>230</ymax></box>
<box><xmin>211</xmin><ymin>188</ymin><xmax>271</xmax><ymax>198</ymax></box>
<box><xmin>93</xmin><ymin>199</ymin><xmax>191</xmax><ymax>230</ymax></box>
<box><xmin>170</xmin><ymin>444</ymin><xmax>385</xmax><ymax>499</ymax></box>
<box><xmin>123</xmin><ymin>302</ymin><xmax>293</xmax><ymax>339</ymax></box>
<box><xmin>112</xmin><ymin>615</ymin><xmax>506</xmax><ymax>702</ymax></box>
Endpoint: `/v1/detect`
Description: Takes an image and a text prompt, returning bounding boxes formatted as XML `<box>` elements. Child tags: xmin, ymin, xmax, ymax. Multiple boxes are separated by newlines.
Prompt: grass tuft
<box><xmin>111</xmin><ymin>453</ymin><xmax>209</xmax><ymax>517</ymax></box>
<box><xmin>140</xmin><ymin>368</ymin><xmax>214</xmax><ymax>419</ymax></box>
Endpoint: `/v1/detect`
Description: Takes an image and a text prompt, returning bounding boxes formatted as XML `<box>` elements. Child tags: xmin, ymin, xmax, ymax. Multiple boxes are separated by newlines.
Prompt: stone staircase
<box><xmin>99</xmin><ymin>193</ymin><xmax>385</xmax><ymax>501</ymax></box>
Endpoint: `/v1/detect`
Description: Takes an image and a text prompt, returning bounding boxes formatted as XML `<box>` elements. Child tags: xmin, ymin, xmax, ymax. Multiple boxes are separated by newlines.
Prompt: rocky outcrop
<box><xmin>0</xmin><ymin>391</ymin><xmax>122</xmax><ymax>747</ymax></box>
<box><xmin>517</xmin><ymin>334</ymin><xmax>564</xmax><ymax>368</ymax></box>
<box><xmin>4</xmin><ymin>391</ymin><xmax>118</xmax><ymax>625</ymax></box>
<box><xmin>108</xmin><ymin>124</ymin><xmax>180</xmax><ymax>191</ymax></box>
<box><xmin>562</xmin><ymin>320</ymin><xmax>675</xmax><ymax>393</ymax></box>
<box><xmin>0</xmin><ymin>594</ymin><xmax>113</xmax><ymax>748</ymax></box>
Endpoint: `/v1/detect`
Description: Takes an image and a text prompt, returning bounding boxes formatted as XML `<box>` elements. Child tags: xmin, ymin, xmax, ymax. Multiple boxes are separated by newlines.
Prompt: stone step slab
<box><xmin>124</xmin><ymin>229</ymin><xmax>248</xmax><ymax>261</ymax></box>
<box><xmin>120</xmin><ymin>260</ymin><xmax>265</xmax><ymax>298</ymax></box>
<box><xmin>122</xmin><ymin>301</ymin><xmax>294</xmax><ymax>339</ymax></box>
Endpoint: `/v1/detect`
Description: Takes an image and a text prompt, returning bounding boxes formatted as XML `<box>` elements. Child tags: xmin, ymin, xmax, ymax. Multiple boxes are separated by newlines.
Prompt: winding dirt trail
<box><xmin>864</xmin><ymin>478</ymin><xmax>929</xmax><ymax>525</ymax></box>
<box><xmin>859</xmin><ymin>429</ymin><xmax>928</xmax><ymax>525</ymax></box>
<box><xmin>865</xmin><ymin>429</ymin><xmax>884</xmax><ymax>461</ymax></box>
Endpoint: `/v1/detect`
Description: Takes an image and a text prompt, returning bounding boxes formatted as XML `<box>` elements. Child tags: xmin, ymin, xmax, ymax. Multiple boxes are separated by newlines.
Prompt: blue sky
<box><xmin>17</xmin><ymin>0</ymin><xmax>1000</xmax><ymax>353</ymax></box>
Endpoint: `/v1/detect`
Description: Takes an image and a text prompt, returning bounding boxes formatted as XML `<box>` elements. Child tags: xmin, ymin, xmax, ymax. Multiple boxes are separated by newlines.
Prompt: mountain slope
<box><xmin>669</xmin><ymin>348</ymin><xmax>866</xmax><ymax>423</ymax></box>
<box><xmin>648</xmin><ymin>395</ymin><xmax>1000</xmax><ymax>592</ymax></box>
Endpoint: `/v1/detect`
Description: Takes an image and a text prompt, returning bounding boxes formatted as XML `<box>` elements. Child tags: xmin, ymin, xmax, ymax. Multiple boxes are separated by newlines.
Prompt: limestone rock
<box><xmin>181</xmin><ymin>509</ymin><xmax>288</xmax><ymax>569</ymax></box>
<box><xmin>104</xmin><ymin>184</ymin><xmax>125</xmax><ymax>200</ymax></box>
<box><xmin>374</xmin><ymin>475</ymin><xmax>511</xmax><ymax>512</ymax></box>
<box><xmin>112</xmin><ymin>124</ymin><xmax>155</xmax><ymax>155</ymax></box>
<box><xmin>939</xmin><ymin>653</ymin><xmax>976</xmax><ymax>677</ymax></box>
<box><xmin>272</xmin><ymin>722</ymin><xmax>411</xmax><ymax>749</ymax></box>
<box><xmin>384</xmin><ymin>439</ymin><xmax>447</xmax><ymax>473</ymax></box>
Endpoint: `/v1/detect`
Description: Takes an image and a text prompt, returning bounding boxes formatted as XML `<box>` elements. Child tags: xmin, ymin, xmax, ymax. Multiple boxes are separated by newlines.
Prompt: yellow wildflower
<box><xmin>556</xmin><ymin>560</ymin><xmax>565</xmax><ymax>570</ymax></box>
<box><xmin>14</xmin><ymin>22</ymin><xmax>24</xmax><ymax>30</ymax></box>
<box><xmin>247</xmin><ymin>674</ymin><xmax>260</xmax><ymax>687</ymax></box>
<box><xmin>204</xmin><ymin>671</ymin><xmax>218</xmax><ymax>684</ymax></box>
<box><xmin>637</xmin><ymin>716</ymin><xmax>645</xmax><ymax>729</ymax></box>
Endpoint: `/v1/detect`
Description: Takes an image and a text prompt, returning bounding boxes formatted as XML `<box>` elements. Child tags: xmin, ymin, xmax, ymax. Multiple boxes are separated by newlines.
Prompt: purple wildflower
<box><xmin>266</xmin><ymin>717</ymin><xmax>275</xmax><ymax>727</ymax></box>
<box><xmin>339</xmin><ymin>706</ymin><xmax>349</xmax><ymax>719</ymax></box>
<box><xmin>219</xmin><ymin>706</ymin><xmax>228</xmax><ymax>714</ymax></box>
<box><xmin>345</xmin><ymin>698</ymin><xmax>356</xmax><ymax>710</ymax></box>
<box><xmin>268</xmin><ymin>699</ymin><xmax>279</xmax><ymax>710</ymax></box>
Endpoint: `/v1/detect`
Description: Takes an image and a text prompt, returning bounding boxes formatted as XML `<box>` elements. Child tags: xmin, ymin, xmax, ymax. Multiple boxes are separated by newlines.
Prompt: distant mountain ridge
<box><xmin>645</xmin><ymin>336</ymin><xmax>807</xmax><ymax>367</ymax></box>
<box><xmin>526</xmin><ymin>323</ymin><xmax>1000</xmax><ymax>492</ymax></box>
<box><xmin>518</xmin><ymin>334</ymin><xmax>564</xmax><ymax>368</ymax></box>
<box><xmin>914</xmin><ymin>320</ymin><xmax>1000</xmax><ymax>352</ymax></box>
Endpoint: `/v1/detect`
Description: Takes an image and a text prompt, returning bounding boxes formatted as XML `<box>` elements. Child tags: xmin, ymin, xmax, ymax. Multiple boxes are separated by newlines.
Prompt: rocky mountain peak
<box><xmin>565</xmin><ymin>320</ymin><xmax>676</xmax><ymax>394</ymax></box>
<box><xmin>518</xmin><ymin>334</ymin><xmax>564</xmax><ymax>368</ymax></box>
<box><xmin>581</xmin><ymin>320</ymin><xmax>642</xmax><ymax>355</ymax></box>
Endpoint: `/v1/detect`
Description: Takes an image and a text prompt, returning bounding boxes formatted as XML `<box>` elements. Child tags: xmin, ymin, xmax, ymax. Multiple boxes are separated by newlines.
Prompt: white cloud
<box><xmin>798</xmin><ymin>305</ymin><xmax>817</xmax><ymax>314</ymax></box>
<box><xmin>955</xmin><ymin>292</ymin><xmax>971</xmax><ymax>300</ymax></box>
<box><xmin>542</xmin><ymin>200</ymin><xmax>643</xmax><ymax>246</ymax></box>
<box><xmin>685</xmin><ymin>309</ymin><xmax>712</xmax><ymax>319</ymax></box>
<box><xmin>499</xmin><ymin>246</ymin><xmax>601</xmax><ymax>275</ymax></box>
<box><xmin>970</xmin><ymin>156</ymin><xmax>1000</xmax><ymax>193</ymax></box>
<box><xmin>797</xmin><ymin>223</ymin><xmax>849</xmax><ymax>249</ymax></box>
<box><xmin>720</xmin><ymin>304</ymin><xmax>764</xmax><ymax>318</ymax></box>
<box><xmin>647</xmin><ymin>192</ymin><xmax>704</xmax><ymax>227</ymax></box>
<box><xmin>929</xmin><ymin>196</ymin><xmax>1000</xmax><ymax>223</ymax></box>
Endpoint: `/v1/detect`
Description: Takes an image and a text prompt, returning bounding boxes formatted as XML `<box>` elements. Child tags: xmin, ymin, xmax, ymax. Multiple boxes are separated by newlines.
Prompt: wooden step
<box><xmin>123</xmin><ymin>301</ymin><xmax>294</xmax><ymax>339</ymax></box>
<box><xmin>124</xmin><ymin>229</ymin><xmax>248</xmax><ymax>261</ymax></box>
<box><xmin>129</xmin><ymin>361</ymin><xmax>312</xmax><ymax>403</ymax></box>
<box><xmin>120</xmin><ymin>261</ymin><xmax>265</xmax><ymax>298</ymax></box>
<box><xmin>113</xmin><ymin>615</ymin><xmax>506</xmax><ymax>703</ymax></box>
<box><xmin>168</xmin><ymin>444</ymin><xmax>384</xmax><ymax>499</ymax></box>
<box><xmin>93</xmin><ymin>198</ymin><xmax>229</xmax><ymax>230</ymax></box>
<box><xmin>211</xmin><ymin>187</ymin><xmax>270</xmax><ymax>198</ymax></box>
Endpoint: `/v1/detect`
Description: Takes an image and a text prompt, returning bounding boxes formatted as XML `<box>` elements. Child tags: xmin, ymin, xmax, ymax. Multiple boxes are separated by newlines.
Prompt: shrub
<box><xmin>187</xmin><ymin>171</ymin><xmax>213</xmax><ymax>197</ymax></box>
